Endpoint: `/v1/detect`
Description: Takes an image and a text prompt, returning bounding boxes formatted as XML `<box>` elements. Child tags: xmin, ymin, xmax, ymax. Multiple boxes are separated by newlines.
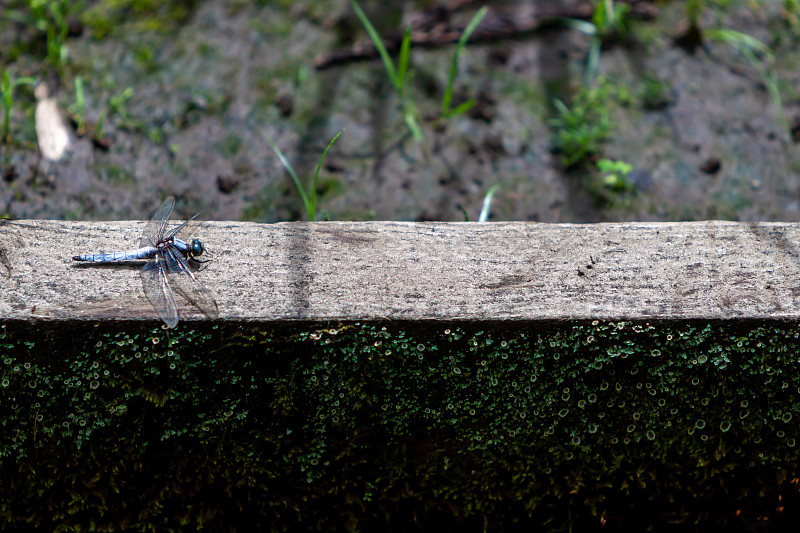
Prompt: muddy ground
<box><xmin>1</xmin><ymin>0</ymin><xmax>799</xmax><ymax>224</ymax></box>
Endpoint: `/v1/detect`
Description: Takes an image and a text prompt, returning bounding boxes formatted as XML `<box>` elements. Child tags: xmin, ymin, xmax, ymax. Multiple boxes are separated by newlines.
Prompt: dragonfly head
<box><xmin>189</xmin><ymin>238</ymin><xmax>206</xmax><ymax>258</ymax></box>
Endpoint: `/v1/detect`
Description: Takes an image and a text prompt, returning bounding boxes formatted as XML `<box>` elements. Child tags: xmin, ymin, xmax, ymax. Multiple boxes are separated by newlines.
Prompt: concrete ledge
<box><xmin>2</xmin><ymin>220</ymin><xmax>800</xmax><ymax>324</ymax></box>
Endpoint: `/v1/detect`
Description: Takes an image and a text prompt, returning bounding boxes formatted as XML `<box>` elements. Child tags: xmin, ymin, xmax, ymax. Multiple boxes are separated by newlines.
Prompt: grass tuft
<box><xmin>265</xmin><ymin>130</ymin><xmax>343</xmax><ymax>221</ymax></box>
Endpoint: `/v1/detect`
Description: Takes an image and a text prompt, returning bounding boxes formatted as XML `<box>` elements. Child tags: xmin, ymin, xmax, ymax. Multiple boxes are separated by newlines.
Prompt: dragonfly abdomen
<box><xmin>72</xmin><ymin>246</ymin><xmax>157</xmax><ymax>262</ymax></box>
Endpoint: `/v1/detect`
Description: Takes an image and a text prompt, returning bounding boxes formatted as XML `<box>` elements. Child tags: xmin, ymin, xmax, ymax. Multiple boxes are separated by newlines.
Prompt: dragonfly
<box><xmin>73</xmin><ymin>196</ymin><xmax>219</xmax><ymax>328</ymax></box>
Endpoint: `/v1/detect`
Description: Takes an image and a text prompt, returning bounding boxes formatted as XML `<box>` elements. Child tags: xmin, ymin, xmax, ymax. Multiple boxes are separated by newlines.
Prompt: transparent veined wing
<box><xmin>141</xmin><ymin>253</ymin><xmax>180</xmax><ymax>329</ymax></box>
<box><xmin>140</xmin><ymin>196</ymin><xmax>175</xmax><ymax>248</ymax></box>
<box><xmin>165</xmin><ymin>207</ymin><xmax>206</xmax><ymax>243</ymax></box>
<box><xmin>162</xmin><ymin>245</ymin><xmax>219</xmax><ymax>320</ymax></box>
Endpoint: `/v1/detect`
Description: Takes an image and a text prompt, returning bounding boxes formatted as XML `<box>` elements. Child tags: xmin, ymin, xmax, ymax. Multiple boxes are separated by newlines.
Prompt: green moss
<box><xmin>638</xmin><ymin>72</ymin><xmax>674</xmax><ymax>110</ymax></box>
<box><xmin>81</xmin><ymin>4</ymin><xmax>116</xmax><ymax>40</ymax></box>
<box><xmin>550</xmin><ymin>81</ymin><xmax>614</xmax><ymax>168</ymax></box>
<box><xmin>1</xmin><ymin>320</ymin><xmax>800</xmax><ymax>529</ymax></box>
<box><xmin>132</xmin><ymin>43</ymin><xmax>157</xmax><ymax>73</ymax></box>
<box><xmin>96</xmin><ymin>163</ymin><xmax>134</xmax><ymax>184</ymax></box>
<box><xmin>81</xmin><ymin>0</ymin><xmax>199</xmax><ymax>38</ymax></box>
<box><xmin>218</xmin><ymin>132</ymin><xmax>243</xmax><ymax>158</ymax></box>
<box><xmin>196</xmin><ymin>41</ymin><xmax>217</xmax><ymax>59</ymax></box>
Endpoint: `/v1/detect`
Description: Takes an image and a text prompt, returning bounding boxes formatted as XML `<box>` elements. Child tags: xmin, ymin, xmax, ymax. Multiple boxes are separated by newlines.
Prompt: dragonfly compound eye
<box><xmin>191</xmin><ymin>239</ymin><xmax>205</xmax><ymax>256</ymax></box>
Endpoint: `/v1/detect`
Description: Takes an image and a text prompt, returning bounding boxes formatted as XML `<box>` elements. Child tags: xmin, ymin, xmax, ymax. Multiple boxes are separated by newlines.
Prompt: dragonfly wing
<box><xmin>140</xmin><ymin>196</ymin><xmax>175</xmax><ymax>248</ymax></box>
<box><xmin>163</xmin><ymin>246</ymin><xmax>219</xmax><ymax>320</ymax></box>
<box><xmin>166</xmin><ymin>208</ymin><xmax>204</xmax><ymax>241</ymax></box>
<box><xmin>141</xmin><ymin>254</ymin><xmax>179</xmax><ymax>328</ymax></box>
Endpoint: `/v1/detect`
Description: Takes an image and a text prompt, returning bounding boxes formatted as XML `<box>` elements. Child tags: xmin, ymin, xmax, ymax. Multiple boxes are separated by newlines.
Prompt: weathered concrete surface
<box><xmin>2</xmin><ymin>220</ymin><xmax>800</xmax><ymax>325</ymax></box>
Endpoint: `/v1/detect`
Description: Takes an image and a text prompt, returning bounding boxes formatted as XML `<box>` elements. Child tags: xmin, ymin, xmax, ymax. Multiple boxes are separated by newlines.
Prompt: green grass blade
<box><xmin>441</xmin><ymin>6</ymin><xmax>487</xmax><ymax>117</ymax></box>
<box><xmin>764</xmin><ymin>71</ymin><xmax>788</xmax><ymax>133</ymax></box>
<box><xmin>584</xmin><ymin>38</ymin><xmax>602</xmax><ymax>85</ymax></box>
<box><xmin>552</xmin><ymin>97</ymin><xmax>570</xmax><ymax>118</ymax></box>
<box><xmin>705</xmin><ymin>28</ymin><xmax>773</xmax><ymax>58</ymax></box>
<box><xmin>1</xmin><ymin>71</ymin><xmax>10</xmax><ymax>142</ymax></box>
<box><xmin>403</xmin><ymin>107</ymin><xmax>424</xmax><ymax>141</ymax></box>
<box><xmin>10</xmin><ymin>76</ymin><xmax>37</xmax><ymax>89</ymax></box>
<box><xmin>551</xmin><ymin>17</ymin><xmax>597</xmax><ymax>36</ymax></box>
<box><xmin>263</xmin><ymin>133</ymin><xmax>312</xmax><ymax>219</ymax></box>
<box><xmin>706</xmin><ymin>29</ymin><xmax>786</xmax><ymax>132</ymax></box>
<box><xmin>1</xmin><ymin>73</ymin><xmax>36</xmax><ymax>142</ymax></box>
<box><xmin>448</xmin><ymin>99</ymin><xmax>476</xmax><ymax>116</ymax></box>
<box><xmin>478</xmin><ymin>184</ymin><xmax>499</xmax><ymax>222</ymax></box>
<box><xmin>310</xmin><ymin>130</ymin><xmax>344</xmax><ymax>220</ymax></box>
<box><xmin>73</xmin><ymin>76</ymin><xmax>85</xmax><ymax>130</ymax></box>
<box><xmin>95</xmin><ymin>109</ymin><xmax>106</xmax><ymax>138</ymax></box>
<box><xmin>348</xmin><ymin>0</ymin><xmax>397</xmax><ymax>86</ymax></box>
<box><xmin>740</xmin><ymin>47</ymin><xmax>788</xmax><ymax>133</ymax></box>
<box><xmin>1</xmin><ymin>8</ymin><xmax>42</xmax><ymax>30</ymax></box>
<box><xmin>397</xmin><ymin>24</ymin><xmax>412</xmax><ymax>92</ymax></box>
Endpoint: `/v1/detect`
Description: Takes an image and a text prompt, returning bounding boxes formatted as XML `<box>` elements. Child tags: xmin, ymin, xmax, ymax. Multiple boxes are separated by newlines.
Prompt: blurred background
<box><xmin>0</xmin><ymin>0</ymin><xmax>799</xmax><ymax>223</ymax></box>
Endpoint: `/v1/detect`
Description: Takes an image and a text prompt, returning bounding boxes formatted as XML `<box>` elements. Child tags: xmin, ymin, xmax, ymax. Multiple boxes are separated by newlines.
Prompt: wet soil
<box><xmin>1</xmin><ymin>0</ymin><xmax>799</xmax><ymax>224</ymax></box>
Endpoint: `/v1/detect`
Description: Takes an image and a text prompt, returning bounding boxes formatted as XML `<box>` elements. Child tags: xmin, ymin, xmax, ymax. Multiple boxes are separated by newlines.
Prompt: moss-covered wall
<box><xmin>1</xmin><ymin>320</ymin><xmax>799</xmax><ymax>531</ymax></box>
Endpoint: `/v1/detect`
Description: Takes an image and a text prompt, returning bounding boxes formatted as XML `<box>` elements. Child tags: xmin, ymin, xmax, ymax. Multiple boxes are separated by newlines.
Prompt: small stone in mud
<box><xmin>484</xmin><ymin>135</ymin><xmax>504</xmax><ymax>156</ymax></box>
<box><xmin>92</xmin><ymin>136</ymin><xmax>113</xmax><ymax>151</ymax></box>
<box><xmin>216</xmin><ymin>174</ymin><xmax>238</xmax><ymax>194</ymax></box>
<box><xmin>674</xmin><ymin>23</ymin><xmax>703</xmax><ymax>53</ymax></box>
<box><xmin>699</xmin><ymin>157</ymin><xmax>721</xmax><ymax>175</ymax></box>
<box><xmin>791</xmin><ymin>117</ymin><xmax>800</xmax><ymax>143</ymax></box>
<box><xmin>275</xmin><ymin>94</ymin><xmax>293</xmax><ymax>117</ymax></box>
<box><xmin>438</xmin><ymin>171</ymin><xmax>456</xmax><ymax>186</ymax></box>
<box><xmin>68</xmin><ymin>18</ymin><xmax>84</xmax><ymax>37</ymax></box>
<box><xmin>324</xmin><ymin>159</ymin><xmax>345</xmax><ymax>173</ymax></box>
<box><xmin>2</xmin><ymin>166</ymin><xmax>17</xmax><ymax>183</ymax></box>
<box><xmin>488</xmin><ymin>47</ymin><xmax>511</xmax><ymax>66</ymax></box>
<box><xmin>468</xmin><ymin>91</ymin><xmax>496</xmax><ymax>123</ymax></box>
